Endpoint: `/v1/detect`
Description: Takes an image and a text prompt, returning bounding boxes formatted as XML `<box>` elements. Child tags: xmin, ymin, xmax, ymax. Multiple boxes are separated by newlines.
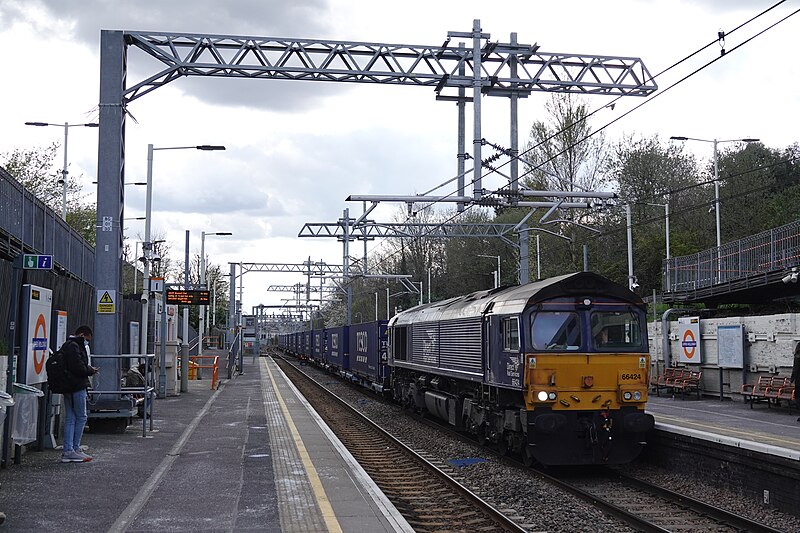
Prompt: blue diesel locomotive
<box><xmin>278</xmin><ymin>271</ymin><xmax>654</xmax><ymax>466</ymax></box>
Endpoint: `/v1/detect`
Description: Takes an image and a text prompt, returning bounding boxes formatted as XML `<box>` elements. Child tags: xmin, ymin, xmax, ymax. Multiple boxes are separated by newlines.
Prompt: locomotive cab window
<box><xmin>531</xmin><ymin>311</ymin><xmax>582</xmax><ymax>351</ymax></box>
<box><xmin>591</xmin><ymin>310</ymin><xmax>644</xmax><ymax>351</ymax></box>
<box><xmin>501</xmin><ymin>317</ymin><xmax>519</xmax><ymax>352</ymax></box>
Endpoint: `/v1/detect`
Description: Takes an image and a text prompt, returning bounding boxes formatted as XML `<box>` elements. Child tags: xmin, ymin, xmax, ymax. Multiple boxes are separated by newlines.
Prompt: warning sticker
<box><xmin>97</xmin><ymin>290</ymin><xmax>116</xmax><ymax>314</ymax></box>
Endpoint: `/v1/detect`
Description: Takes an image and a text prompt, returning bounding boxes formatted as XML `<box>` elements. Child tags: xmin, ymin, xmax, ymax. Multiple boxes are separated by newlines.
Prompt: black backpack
<box><xmin>46</xmin><ymin>340</ymin><xmax>81</xmax><ymax>394</ymax></box>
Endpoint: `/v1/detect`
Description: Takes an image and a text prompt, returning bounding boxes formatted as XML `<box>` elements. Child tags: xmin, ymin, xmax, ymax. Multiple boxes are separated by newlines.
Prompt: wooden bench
<box><xmin>764</xmin><ymin>377</ymin><xmax>791</xmax><ymax>406</ymax></box>
<box><xmin>672</xmin><ymin>370</ymin><xmax>703</xmax><ymax>399</ymax></box>
<box><xmin>652</xmin><ymin>368</ymin><xmax>681</xmax><ymax>396</ymax></box>
<box><xmin>652</xmin><ymin>368</ymin><xmax>702</xmax><ymax>398</ymax></box>
<box><xmin>741</xmin><ymin>376</ymin><xmax>795</xmax><ymax>410</ymax></box>
<box><xmin>776</xmin><ymin>383</ymin><xmax>796</xmax><ymax>413</ymax></box>
<box><xmin>741</xmin><ymin>375</ymin><xmax>771</xmax><ymax>407</ymax></box>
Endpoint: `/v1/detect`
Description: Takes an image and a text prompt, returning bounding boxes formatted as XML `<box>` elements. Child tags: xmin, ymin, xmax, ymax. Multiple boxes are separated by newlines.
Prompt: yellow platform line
<box><xmin>654</xmin><ymin>413</ymin><xmax>800</xmax><ymax>448</ymax></box>
<box><xmin>264</xmin><ymin>359</ymin><xmax>343</xmax><ymax>533</ymax></box>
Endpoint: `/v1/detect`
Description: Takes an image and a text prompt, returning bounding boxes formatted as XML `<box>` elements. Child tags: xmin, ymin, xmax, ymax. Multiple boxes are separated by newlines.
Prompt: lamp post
<box><xmin>140</xmin><ymin>144</ymin><xmax>225</xmax><ymax>366</ymax></box>
<box><xmin>199</xmin><ymin>231</ymin><xmax>232</xmax><ymax>355</ymax></box>
<box><xmin>25</xmin><ymin>121</ymin><xmax>99</xmax><ymax>220</ymax></box>
<box><xmin>478</xmin><ymin>255</ymin><xmax>501</xmax><ymax>288</ymax></box>
<box><xmin>669</xmin><ymin>136</ymin><xmax>759</xmax><ymax>248</ymax></box>
<box><xmin>626</xmin><ymin>204</ymin><xmax>637</xmax><ymax>291</ymax></box>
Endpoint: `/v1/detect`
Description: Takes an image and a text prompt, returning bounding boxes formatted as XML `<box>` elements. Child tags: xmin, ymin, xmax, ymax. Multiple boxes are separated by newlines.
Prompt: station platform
<box><xmin>0</xmin><ymin>354</ymin><xmax>411</xmax><ymax>532</ymax></box>
<box><xmin>646</xmin><ymin>393</ymin><xmax>800</xmax><ymax>460</ymax></box>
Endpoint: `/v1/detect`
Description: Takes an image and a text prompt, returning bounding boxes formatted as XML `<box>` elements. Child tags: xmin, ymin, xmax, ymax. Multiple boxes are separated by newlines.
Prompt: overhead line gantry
<box><xmin>95</xmin><ymin>19</ymin><xmax>656</xmax><ymax>366</ymax></box>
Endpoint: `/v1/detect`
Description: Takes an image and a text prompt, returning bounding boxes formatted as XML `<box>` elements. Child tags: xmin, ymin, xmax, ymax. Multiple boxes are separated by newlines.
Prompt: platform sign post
<box><xmin>677</xmin><ymin>316</ymin><xmax>702</xmax><ymax>364</ymax></box>
<box><xmin>22</xmin><ymin>254</ymin><xmax>53</xmax><ymax>270</ymax></box>
<box><xmin>21</xmin><ymin>285</ymin><xmax>52</xmax><ymax>385</ymax></box>
<box><xmin>717</xmin><ymin>325</ymin><xmax>744</xmax><ymax>401</ymax></box>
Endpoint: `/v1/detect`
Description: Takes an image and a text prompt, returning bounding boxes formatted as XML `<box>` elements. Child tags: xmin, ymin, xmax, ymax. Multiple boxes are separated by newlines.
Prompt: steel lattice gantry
<box><xmin>94</xmin><ymin>20</ymin><xmax>656</xmax><ymax>363</ymax></box>
<box><xmin>238</xmin><ymin>262</ymin><xmax>343</xmax><ymax>275</ymax></box>
<box><xmin>299</xmin><ymin>221</ymin><xmax>520</xmax><ymax>243</ymax></box>
<box><xmin>121</xmin><ymin>30</ymin><xmax>656</xmax><ymax>102</ymax></box>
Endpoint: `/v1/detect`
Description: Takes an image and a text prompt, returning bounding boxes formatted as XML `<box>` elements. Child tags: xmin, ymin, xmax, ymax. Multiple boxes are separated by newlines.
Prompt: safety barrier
<box><xmin>663</xmin><ymin>220</ymin><xmax>800</xmax><ymax>294</ymax></box>
<box><xmin>188</xmin><ymin>356</ymin><xmax>220</xmax><ymax>390</ymax></box>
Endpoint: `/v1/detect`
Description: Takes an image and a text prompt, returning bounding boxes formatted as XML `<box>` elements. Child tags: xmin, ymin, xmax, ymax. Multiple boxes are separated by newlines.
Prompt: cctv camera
<box><xmin>631</xmin><ymin>282</ymin><xmax>640</xmax><ymax>289</ymax></box>
<box><xmin>151</xmin><ymin>253</ymin><xmax>162</xmax><ymax>262</ymax></box>
<box><xmin>140</xmin><ymin>294</ymin><xmax>149</xmax><ymax>304</ymax></box>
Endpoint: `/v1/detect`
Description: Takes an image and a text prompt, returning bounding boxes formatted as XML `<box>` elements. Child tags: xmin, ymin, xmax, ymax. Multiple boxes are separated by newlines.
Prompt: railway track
<box><xmin>275</xmin><ymin>356</ymin><xmax>528</xmax><ymax>533</ymax></box>
<box><xmin>412</xmin><ymin>414</ymin><xmax>786</xmax><ymax>532</ymax></box>
<box><xmin>278</xmin><ymin>354</ymin><xmax>788</xmax><ymax>532</ymax></box>
<box><xmin>549</xmin><ymin>469</ymin><xmax>785</xmax><ymax>533</ymax></box>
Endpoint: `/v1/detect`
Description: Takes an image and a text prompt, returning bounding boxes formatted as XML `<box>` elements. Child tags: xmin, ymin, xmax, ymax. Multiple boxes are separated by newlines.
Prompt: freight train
<box><xmin>277</xmin><ymin>271</ymin><xmax>654</xmax><ymax>466</ymax></box>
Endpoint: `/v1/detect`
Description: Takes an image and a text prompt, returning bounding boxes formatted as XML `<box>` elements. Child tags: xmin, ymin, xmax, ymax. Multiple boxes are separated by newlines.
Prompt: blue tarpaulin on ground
<box><xmin>447</xmin><ymin>457</ymin><xmax>487</xmax><ymax>468</ymax></box>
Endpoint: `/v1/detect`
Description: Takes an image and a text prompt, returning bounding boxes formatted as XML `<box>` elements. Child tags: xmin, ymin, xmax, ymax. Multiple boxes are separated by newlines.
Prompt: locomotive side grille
<box><xmin>411</xmin><ymin>323</ymin><xmax>440</xmax><ymax>366</ymax></box>
<box><xmin>439</xmin><ymin>317</ymin><xmax>483</xmax><ymax>373</ymax></box>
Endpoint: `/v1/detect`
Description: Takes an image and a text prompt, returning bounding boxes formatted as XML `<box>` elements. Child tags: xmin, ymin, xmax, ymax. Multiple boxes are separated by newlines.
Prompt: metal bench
<box><xmin>672</xmin><ymin>370</ymin><xmax>703</xmax><ymax>399</ymax></box>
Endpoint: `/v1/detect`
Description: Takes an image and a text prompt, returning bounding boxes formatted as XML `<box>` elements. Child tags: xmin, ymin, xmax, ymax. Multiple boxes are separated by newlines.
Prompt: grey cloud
<box><xmin>149</xmin><ymin>185</ymin><xmax>288</xmax><ymax>216</ymax></box>
<box><xmin>20</xmin><ymin>0</ymin><xmax>333</xmax><ymax>44</ymax></box>
<box><xmin>5</xmin><ymin>0</ymin><xmax>348</xmax><ymax>112</ymax></box>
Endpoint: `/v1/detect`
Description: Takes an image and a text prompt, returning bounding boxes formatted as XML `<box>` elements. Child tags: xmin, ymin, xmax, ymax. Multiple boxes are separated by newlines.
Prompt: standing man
<box><xmin>792</xmin><ymin>342</ymin><xmax>800</xmax><ymax>423</ymax></box>
<box><xmin>60</xmin><ymin>325</ymin><xmax>98</xmax><ymax>463</ymax></box>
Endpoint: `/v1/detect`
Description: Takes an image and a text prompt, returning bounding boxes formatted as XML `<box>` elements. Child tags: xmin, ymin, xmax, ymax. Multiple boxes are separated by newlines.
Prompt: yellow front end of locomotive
<box><xmin>523</xmin><ymin>353</ymin><xmax>650</xmax><ymax>411</ymax></box>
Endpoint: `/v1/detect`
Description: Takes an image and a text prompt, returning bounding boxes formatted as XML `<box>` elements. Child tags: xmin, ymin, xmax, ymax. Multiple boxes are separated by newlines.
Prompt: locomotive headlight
<box><xmin>633</xmin><ymin>391</ymin><xmax>642</xmax><ymax>401</ymax></box>
<box><xmin>548</xmin><ymin>392</ymin><xmax>557</xmax><ymax>401</ymax></box>
<box><xmin>537</xmin><ymin>390</ymin><xmax>549</xmax><ymax>402</ymax></box>
<box><xmin>623</xmin><ymin>391</ymin><xmax>633</xmax><ymax>401</ymax></box>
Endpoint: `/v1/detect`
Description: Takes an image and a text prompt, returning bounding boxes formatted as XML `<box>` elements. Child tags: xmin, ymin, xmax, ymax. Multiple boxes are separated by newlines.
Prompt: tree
<box><xmin>521</xmin><ymin>94</ymin><xmax>609</xmax><ymax>272</ymax></box>
<box><xmin>717</xmin><ymin>142</ymin><xmax>800</xmax><ymax>243</ymax></box>
<box><xmin>1</xmin><ymin>144</ymin><xmax>96</xmax><ymax>243</ymax></box>
<box><xmin>600</xmin><ymin>134</ymin><xmax>704</xmax><ymax>290</ymax></box>
<box><xmin>66</xmin><ymin>204</ymin><xmax>97</xmax><ymax>246</ymax></box>
<box><xmin>522</xmin><ymin>94</ymin><xmax>608</xmax><ymax>193</ymax></box>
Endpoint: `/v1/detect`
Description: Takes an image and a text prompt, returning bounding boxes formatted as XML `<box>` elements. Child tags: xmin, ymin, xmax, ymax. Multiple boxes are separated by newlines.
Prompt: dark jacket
<box><xmin>61</xmin><ymin>336</ymin><xmax>96</xmax><ymax>393</ymax></box>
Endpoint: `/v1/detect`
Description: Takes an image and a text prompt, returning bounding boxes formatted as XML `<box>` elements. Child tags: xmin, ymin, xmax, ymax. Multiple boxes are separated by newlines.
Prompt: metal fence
<box><xmin>663</xmin><ymin>220</ymin><xmax>800</xmax><ymax>293</ymax></box>
<box><xmin>0</xmin><ymin>167</ymin><xmax>94</xmax><ymax>283</ymax></box>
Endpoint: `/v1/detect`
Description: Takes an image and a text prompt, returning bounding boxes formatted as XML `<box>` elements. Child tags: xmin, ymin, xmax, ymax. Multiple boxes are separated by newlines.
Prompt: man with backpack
<box><xmin>54</xmin><ymin>325</ymin><xmax>99</xmax><ymax>463</ymax></box>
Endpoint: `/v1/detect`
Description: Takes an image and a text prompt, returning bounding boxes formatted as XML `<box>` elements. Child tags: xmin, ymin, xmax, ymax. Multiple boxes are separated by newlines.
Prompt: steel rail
<box><xmin>275</xmin><ymin>355</ymin><xmax>528</xmax><ymax>533</ymax></box>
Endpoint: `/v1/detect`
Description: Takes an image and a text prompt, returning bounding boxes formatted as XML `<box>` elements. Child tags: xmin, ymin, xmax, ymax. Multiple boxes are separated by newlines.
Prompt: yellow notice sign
<box><xmin>97</xmin><ymin>290</ymin><xmax>116</xmax><ymax>314</ymax></box>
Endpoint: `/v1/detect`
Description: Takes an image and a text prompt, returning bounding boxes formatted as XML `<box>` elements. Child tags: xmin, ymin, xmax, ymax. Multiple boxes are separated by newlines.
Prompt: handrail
<box><xmin>227</xmin><ymin>331</ymin><xmax>241</xmax><ymax>379</ymax></box>
<box><xmin>663</xmin><ymin>220</ymin><xmax>800</xmax><ymax>294</ymax></box>
<box><xmin>84</xmin><ymin>353</ymin><xmax>156</xmax><ymax>437</ymax></box>
<box><xmin>188</xmin><ymin>336</ymin><xmax>200</xmax><ymax>352</ymax></box>
<box><xmin>187</xmin><ymin>355</ymin><xmax>220</xmax><ymax>390</ymax></box>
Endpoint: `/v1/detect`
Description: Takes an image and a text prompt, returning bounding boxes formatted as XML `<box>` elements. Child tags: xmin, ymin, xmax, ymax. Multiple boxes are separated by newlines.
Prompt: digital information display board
<box><xmin>166</xmin><ymin>290</ymin><xmax>210</xmax><ymax>305</ymax></box>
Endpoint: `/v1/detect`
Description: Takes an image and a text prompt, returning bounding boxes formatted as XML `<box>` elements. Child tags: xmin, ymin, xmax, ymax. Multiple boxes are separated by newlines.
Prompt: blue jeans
<box><xmin>63</xmin><ymin>389</ymin><xmax>88</xmax><ymax>452</ymax></box>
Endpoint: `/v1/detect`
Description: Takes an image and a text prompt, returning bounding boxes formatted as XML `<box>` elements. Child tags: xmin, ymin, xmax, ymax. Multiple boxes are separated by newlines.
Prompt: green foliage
<box><xmin>1</xmin><ymin>144</ymin><xmax>96</xmax><ymax>242</ymax></box>
<box><xmin>66</xmin><ymin>203</ymin><xmax>97</xmax><ymax>246</ymax></box>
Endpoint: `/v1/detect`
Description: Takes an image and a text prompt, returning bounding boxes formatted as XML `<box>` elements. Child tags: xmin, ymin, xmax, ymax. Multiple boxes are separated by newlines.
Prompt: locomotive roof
<box><xmin>388</xmin><ymin>271</ymin><xmax>644</xmax><ymax>326</ymax></box>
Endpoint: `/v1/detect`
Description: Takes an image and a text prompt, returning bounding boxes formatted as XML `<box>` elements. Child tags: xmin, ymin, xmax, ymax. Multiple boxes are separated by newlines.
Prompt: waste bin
<box><xmin>11</xmin><ymin>383</ymin><xmax>44</xmax><ymax>446</ymax></box>
<box><xmin>188</xmin><ymin>360</ymin><xmax>199</xmax><ymax>380</ymax></box>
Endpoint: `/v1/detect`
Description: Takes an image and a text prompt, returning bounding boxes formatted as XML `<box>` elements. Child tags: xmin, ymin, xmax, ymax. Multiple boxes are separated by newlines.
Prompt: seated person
<box><xmin>124</xmin><ymin>363</ymin><xmax>146</xmax><ymax>388</ymax></box>
<box><xmin>124</xmin><ymin>363</ymin><xmax>148</xmax><ymax>417</ymax></box>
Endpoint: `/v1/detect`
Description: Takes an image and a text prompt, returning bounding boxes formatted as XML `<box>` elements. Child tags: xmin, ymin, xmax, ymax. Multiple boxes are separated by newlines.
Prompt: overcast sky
<box><xmin>0</xmin><ymin>0</ymin><xmax>797</xmax><ymax>314</ymax></box>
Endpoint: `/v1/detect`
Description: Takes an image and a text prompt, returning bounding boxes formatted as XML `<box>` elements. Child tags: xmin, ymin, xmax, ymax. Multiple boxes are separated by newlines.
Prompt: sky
<box><xmin>0</xmin><ymin>0</ymin><xmax>798</xmax><ymax>316</ymax></box>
